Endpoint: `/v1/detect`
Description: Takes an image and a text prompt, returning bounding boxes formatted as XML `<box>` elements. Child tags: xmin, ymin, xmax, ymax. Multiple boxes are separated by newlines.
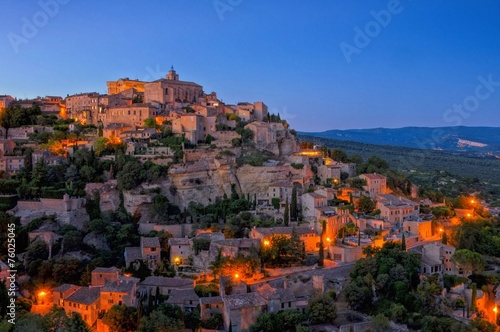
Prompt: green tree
<box><xmin>306</xmin><ymin>294</ymin><xmax>337</xmax><ymax>325</ymax></box>
<box><xmin>144</xmin><ymin>118</ymin><xmax>157</xmax><ymax>129</ymax></box>
<box><xmin>330</xmin><ymin>148</ymin><xmax>348</xmax><ymax>162</ymax></box>
<box><xmin>401</xmin><ymin>232</ymin><xmax>406</xmax><ymax>251</ymax></box>
<box><xmin>102</xmin><ymin>305</ymin><xmax>138</xmax><ymax>332</ymax></box>
<box><xmin>284</xmin><ymin>199</ymin><xmax>289</xmax><ymax>226</ymax></box>
<box><xmin>442</xmin><ymin>232</ymin><xmax>448</xmax><ymax>245</ymax></box>
<box><xmin>318</xmin><ymin>220</ymin><xmax>326</xmax><ymax>267</ymax></box>
<box><xmin>371</xmin><ymin>314</ymin><xmax>390</xmax><ymax>332</ymax></box>
<box><xmin>451</xmin><ymin>249</ymin><xmax>485</xmax><ymax>278</ymax></box>
<box><xmin>138</xmin><ymin>308</ymin><xmax>184</xmax><ymax>332</ymax></box>
<box><xmin>291</xmin><ymin>186</ymin><xmax>298</xmax><ymax>221</ymax></box>
<box><xmin>357</xmin><ymin>196</ymin><xmax>375</xmax><ymax>214</ymax></box>
<box><xmin>117</xmin><ymin>159</ymin><xmax>147</xmax><ymax>190</ymax></box>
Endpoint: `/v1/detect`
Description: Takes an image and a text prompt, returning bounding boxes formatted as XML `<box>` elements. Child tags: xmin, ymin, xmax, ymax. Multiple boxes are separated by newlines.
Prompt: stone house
<box><xmin>99</xmin><ymin>277</ymin><xmax>139</xmax><ymax>312</ymax></box>
<box><xmin>209</xmin><ymin>238</ymin><xmax>261</xmax><ymax>261</ymax></box>
<box><xmin>302</xmin><ymin>192</ymin><xmax>328</xmax><ymax>219</ymax></box>
<box><xmin>60</xmin><ymin>286</ymin><xmax>100</xmax><ymax>328</ymax></box>
<box><xmin>138</xmin><ymin>276</ymin><xmax>194</xmax><ymax>301</ymax></box>
<box><xmin>360</xmin><ymin>173</ymin><xmax>388</xmax><ymax>198</ymax></box>
<box><xmin>377</xmin><ymin>194</ymin><xmax>419</xmax><ymax>223</ymax></box>
<box><xmin>249</xmin><ymin>226</ymin><xmax>319</xmax><ymax>253</ymax></box>
<box><xmin>403</xmin><ymin>220</ymin><xmax>433</xmax><ymax>241</ymax></box>
<box><xmin>223</xmin><ymin>292</ymin><xmax>267</xmax><ymax>332</ymax></box>
<box><xmin>255</xmin><ymin>283</ymin><xmax>297</xmax><ymax>313</ymax></box>
<box><xmin>421</xmin><ymin>242</ymin><xmax>457</xmax><ymax>275</ymax></box>
<box><xmin>168</xmin><ymin>237</ymin><xmax>192</xmax><ymax>266</ymax></box>
<box><xmin>166</xmin><ymin>288</ymin><xmax>200</xmax><ymax>312</ymax></box>
<box><xmin>124</xmin><ymin>236</ymin><xmax>161</xmax><ymax>270</ymax></box>
<box><xmin>200</xmin><ymin>296</ymin><xmax>224</xmax><ymax>321</ymax></box>
<box><xmin>91</xmin><ymin>267</ymin><xmax>121</xmax><ymax>286</ymax></box>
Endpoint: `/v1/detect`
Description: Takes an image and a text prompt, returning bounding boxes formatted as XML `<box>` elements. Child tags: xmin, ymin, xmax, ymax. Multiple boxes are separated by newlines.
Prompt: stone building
<box><xmin>360</xmin><ymin>173</ymin><xmax>388</xmax><ymax>198</ymax></box>
<box><xmin>107</xmin><ymin>78</ymin><xmax>146</xmax><ymax>95</ymax></box>
<box><xmin>144</xmin><ymin>67</ymin><xmax>204</xmax><ymax>108</ymax></box>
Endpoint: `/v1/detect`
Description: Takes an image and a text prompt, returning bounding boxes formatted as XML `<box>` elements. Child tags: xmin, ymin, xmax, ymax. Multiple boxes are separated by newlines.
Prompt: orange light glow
<box><xmin>38</xmin><ymin>291</ymin><xmax>46</xmax><ymax>297</ymax></box>
<box><xmin>439</xmin><ymin>228</ymin><xmax>443</xmax><ymax>233</ymax></box>
<box><xmin>470</xmin><ymin>199</ymin><xmax>475</xmax><ymax>204</ymax></box>
<box><xmin>264</xmin><ymin>240</ymin><xmax>270</xmax><ymax>246</ymax></box>
<box><xmin>326</xmin><ymin>237</ymin><xmax>331</xmax><ymax>242</ymax></box>
<box><xmin>494</xmin><ymin>306</ymin><xmax>497</xmax><ymax>313</ymax></box>
<box><xmin>234</xmin><ymin>273</ymin><xmax>239</xmax><ymax>279</ymax></box>
<box><xmin>174</xmin><ymin>257</ymin><xmax>181</xmax><ymax>265</ymax></box>
<box><xmin>467</xmin><ymin>213</ymin><xmax>471</xmax><ymax>217</ymax></box>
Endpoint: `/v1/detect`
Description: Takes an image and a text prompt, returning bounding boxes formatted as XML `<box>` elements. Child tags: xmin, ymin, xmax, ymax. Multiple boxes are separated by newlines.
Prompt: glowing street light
<box><xmin>174</xmin><ymin>257</ymin><xmax>181</xmax><ymax>265</ymax></box>
<box><xmin>234</xmin><ymin>273</ymin><xmax>239</xmax><ymax>279</ymax></box>
<box><xmin>494</xmin><ymin>306</ymin><xmax>497</xmax><ymax>325</ymax></box>
<box><xmin>264</xmin><ymin>240</ymin><xmax>270</xmax><ymax>246</ymax></box>
<box><xmin>439</xmin><ymin>228</ymin><xmax>443</xmax><ymax>233</ymax></box>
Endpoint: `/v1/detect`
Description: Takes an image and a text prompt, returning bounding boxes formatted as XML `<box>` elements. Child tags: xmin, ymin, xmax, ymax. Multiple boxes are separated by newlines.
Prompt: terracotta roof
<box><xmin>361</xmin><ymin>173</ymin><xmax>386</xmax><ymax>180</ymax></box>
<box><xmin>102</xmin><ymin>278</ymin><xmax>139</xmax><ymax>293</ymax></box>
<box><xmin>224</xmin><ymin>292</ymin><xmax>266</xmax><ymax>310</ymax></box>
<box><xmin>166</xmin><ymin>289</ymin><xmax>199</xmax><ymax>304</ymax></box>
<box><xmin>168</xmin><ymin>238</ymin><xmax>191</xmax><ymax>246</ymax></box>
<box><xmin>53</xmin><ymin>284</ymin><xmax>78</xmax><ymax>293</ymax></box>
<box><xmin>124</xmin><ymin>247</ymin><xmax>142</xmax><ymax>261</ymax></box>
<box><xmin>141</xmin><ymin>237</ymin><xmax>160</xmax><ymax>248</ymax></box>
<box><xmin>140</xmin><ymin>276</ymin><xmax>193</xmax><ymax>288</ymax></box>
<box><xmin>92</xmin><ymin>267</ymin><xmax>120</xmax><ymax>273</ymax></box>
<box><xmin>200</xmin><ymin>296</ymin><xmax>223</xmax><ymax>304</ymax></box>
<box><xmin>66</xmin><ymin>287</ymin><xmax>100</xmax><ymax>305</ymax></box>
<box><xmin>253</xmin><ymin>226</ymin><xmax>316</xmax><ymax>236</ymax></box>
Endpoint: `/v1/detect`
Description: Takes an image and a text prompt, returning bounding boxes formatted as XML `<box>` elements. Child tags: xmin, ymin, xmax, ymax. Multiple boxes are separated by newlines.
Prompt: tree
<box><xmin>330</xmin><ymin>148</ymin><xmax>348</xmax><ymax>162</ymax></box>
<box><xmin>117</xmin><ymin>159</ymin><xmax>147</xmax><ymax>190</ymax></box>
<box><xmin>357</xmin><ymin>196</ymin><xmax>375</xmax><ymax>214</ymax></box>
<box><xmin>138</xmin><ymin>308</ymin><xmax>184</xmax><ymax>332</ymax></box>
<box><xmin>144</xmin><ymin>118</ymin><xmax>157</xmax><ymax>128</ymax></box>
<box><xmin>442</xmin><ymin>232</ymin><xmax>448</xmax><ymax>245</ymax></box>
<box><xmin>284</xmin><ymin>199</ymin><xmax>289</xmax><ymax>226</ymax></box>
<box><xmin>401</xmin><ymin>232</ymin><xmax>406</xmax><ymax>251</ymax></box>
<box><xmin>102</xmin><ymin>305</ymin><xmax>138</xmax><ymax>332</ymax></box>
<box><xmin>306</xmin><ymin>293</ymin><xmax>337</xmax><ymax>325</ymax></box>
<box><xmin>451</xmin><ymin>249</ymin><xmax>485</xmax><ymax>278</ymax></box>
<box><xmin>318</xmin><ymin>220</ymin><xmax>325</xmax><ymax>267</ymax></box>
<box><xmin>291</xmin><ymin>186</ymin><xmax>298</xmax><ymax>221</ymax></box>
<box><xmin>372</xmin><ymin>314</ymin><xmax>390</xmax><ymax>332</ymax></box>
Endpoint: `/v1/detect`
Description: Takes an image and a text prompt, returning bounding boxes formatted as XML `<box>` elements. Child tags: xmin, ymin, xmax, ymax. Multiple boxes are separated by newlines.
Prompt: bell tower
<box><xmin>166</xmin><ymin>66</ymin><xmax>179</xmax><ymax>81</ymax></box>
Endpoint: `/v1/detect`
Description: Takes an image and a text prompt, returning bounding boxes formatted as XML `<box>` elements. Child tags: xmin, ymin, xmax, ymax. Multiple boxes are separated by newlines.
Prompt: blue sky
<box><xmin>1</xmin><ymin>0</ymin><xmax>499</xmax><ymax>131</ymax></box>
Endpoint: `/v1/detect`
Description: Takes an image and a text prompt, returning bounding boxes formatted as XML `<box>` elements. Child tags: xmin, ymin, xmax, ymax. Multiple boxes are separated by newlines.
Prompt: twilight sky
<box><xmin>1</xmin><ymin>0</ymin><xmax>500</xmax><ymax>131</ymax></box>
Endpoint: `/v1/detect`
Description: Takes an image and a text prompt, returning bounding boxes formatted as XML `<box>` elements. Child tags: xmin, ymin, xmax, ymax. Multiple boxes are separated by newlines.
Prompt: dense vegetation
<box><xmin>299</xmin><ymin>135</ymin><xmax>500</xmax><ymax>201</ymax></box>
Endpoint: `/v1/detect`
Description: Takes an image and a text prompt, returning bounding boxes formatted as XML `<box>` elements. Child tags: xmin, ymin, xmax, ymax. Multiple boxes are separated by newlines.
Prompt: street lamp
<box><xmin>493</xmin><ymin>306</ymin><xmax>497</xmax><ymax>325</ymax></box>
<box><xmin>38</xmin><ymin>291</ymin><xmax>47</xmax><ymax>305</ymax></box>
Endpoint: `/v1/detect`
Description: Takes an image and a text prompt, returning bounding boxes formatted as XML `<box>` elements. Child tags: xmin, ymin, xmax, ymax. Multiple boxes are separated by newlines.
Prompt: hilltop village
<box><xmin>0</xmin><ymin>69</ymin><xmax>499</xmax><ymax>332</ymax></box>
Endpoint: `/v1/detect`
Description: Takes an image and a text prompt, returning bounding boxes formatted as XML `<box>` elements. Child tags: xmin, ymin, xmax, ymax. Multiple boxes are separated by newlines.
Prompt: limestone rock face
<box><xmin>85</xmin><ymin>181</ymin><xmax>121</xmax><ymax>213</ymax></box>
<box><xmin>83</xmin><ymin>232</ymin><xmax>110</xmax><ymax>251</ymax></box>
<box><xmin>123</xmin><ymin>191</ymin><xmax>154</xmax><ymax>216</ymax></box>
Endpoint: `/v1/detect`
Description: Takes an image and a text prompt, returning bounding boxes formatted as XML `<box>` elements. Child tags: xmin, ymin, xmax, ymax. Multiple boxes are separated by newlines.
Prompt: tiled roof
<box><xmin>53</xmin><ymin>284</ymin><xmax>78</xmax><ymax>293</ymax></box>
<box><xmin>66</xmin><ymin>287</ymin><xmax>100</xmax><ymax>305</ymax></box>
<box><xmin>102</xmin><ymin>278</ymin><xmax>138</xmax><ymax>293</ymax></box>
<box><xmin>253</xmin><ymin>226</ymin><xmax>315</xmax><ymax>236</ymax></box>
<box><xmin>361</xmin><ymin>173</ymin><xmax>386</xmax><ymax>180</ymax></box>
<box><xmin>92</xmin><ymin>267</ymin><xmax>120</xmax><ymax>273</ymax></box>
<box><xmin>124</xmin><ymin>247</ymin><xmax>142</xmax><ymax>261</ymax></box>
<box><xmin>224</xmin><ymin>292</ymin><xmax>266</xmax><ymax>310</ymax></box>
<box><xmin>200</xmin><ymin>296</ymin><xmax>223</xmax><ymax>304</ymax></box>
<box><xmin>141</xmin><ymin>237</ymin><xmax>160</xmax><ymax>248</ymax></box>
<box><xmin>168</xmin><ymin>238</ymin><xmax>191</xmax><ymax>246</ymax></box>
<box><xmin>166</xmin><ymin>289</ymin><xmax>199</xmax><ymax>304</ymax></box>
<box><xmin>140</xmin><ymin>276</ymin><xmax>193</xmax><ymax>288</ymax></box>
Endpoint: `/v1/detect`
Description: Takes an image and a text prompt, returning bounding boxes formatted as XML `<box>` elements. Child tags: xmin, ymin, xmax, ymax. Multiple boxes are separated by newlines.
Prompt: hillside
<box><xmin>298</xmin><ymin>134</ymin><xmax>500</xmax><ymax>185</ymax></box>
<box><xmin>300</xmin><ymin>126</ymin><xmax>500</xmax><ymax>156</ymax></box>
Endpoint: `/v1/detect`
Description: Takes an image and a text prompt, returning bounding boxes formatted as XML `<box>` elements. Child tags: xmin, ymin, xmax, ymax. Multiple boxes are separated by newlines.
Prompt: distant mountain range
<box><xmin>300</xmin><ymin>126</ymin><xmax>500</xmax><ymax>157</ymax></box>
